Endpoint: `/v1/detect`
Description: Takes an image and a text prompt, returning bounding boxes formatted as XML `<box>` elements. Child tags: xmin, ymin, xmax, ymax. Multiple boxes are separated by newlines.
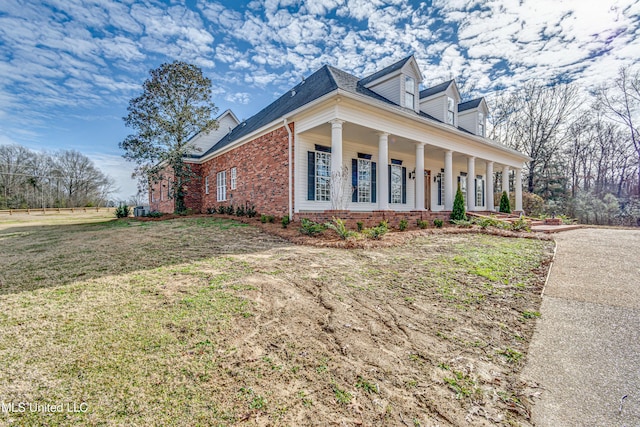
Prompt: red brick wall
<box><xmin>149</xmin><ymin>168</ymin><xmax>175</xmax><ymax>213</ymax></box>
<box><xmin>149</xmin><ymin>164</ymin><xmax>203</xmax><ymax>213</ymax></box>
<box><xmin>196</xmin><ymin>124</ymin><xmax>294</xmax><ymax>216</ymax></box>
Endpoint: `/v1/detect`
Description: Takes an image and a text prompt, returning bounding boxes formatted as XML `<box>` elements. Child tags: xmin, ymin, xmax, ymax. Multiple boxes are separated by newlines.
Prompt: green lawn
<box><xmin>0</xmin><ymin>216</ymin><xmax>553</xmax><ymax>426</ymax></box>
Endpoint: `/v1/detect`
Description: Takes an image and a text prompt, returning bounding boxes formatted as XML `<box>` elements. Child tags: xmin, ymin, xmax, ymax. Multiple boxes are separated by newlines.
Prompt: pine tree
<box><xmin>499</xmin><ymin>191</ymin><xmax>511</xmax><ymax>213</ymax></box>
<box><xmin>451</xmin><ymin>184</ymin><xmax>467</xmax><ymax>221</ymax></box>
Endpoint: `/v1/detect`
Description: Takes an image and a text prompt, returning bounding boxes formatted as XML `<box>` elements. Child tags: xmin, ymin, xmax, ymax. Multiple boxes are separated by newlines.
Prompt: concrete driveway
<box><xmin>523</xmin><ymin>228</ymin><xmax>640</xmax><ymax>426</ymax></box>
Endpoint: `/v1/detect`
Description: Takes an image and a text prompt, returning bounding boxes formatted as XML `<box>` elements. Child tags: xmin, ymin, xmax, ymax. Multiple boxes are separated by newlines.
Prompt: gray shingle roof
<box><xmin>458</xmin><ymin>98</ymin><xmax>483</xmax><ymax>112</ymax></box>
<box><xmin>194</xmin><ymin>63</ymin><xmax>500</xmax><ymax>160</ymax></box>
<box><xmin>198</xmin><ymin>64</ymin><xmax>402</xmax><ymax>158</ymax></box>
<box><xmin>200</xmin><ymin>65</ymin><xmax>339</xmax><ymax>157</ymax></box>
<box><xmin>419</xmin><ymin>80</ymin><xmax>454</xmax><ymax>99</ymax></box>
<box><xmin>358</xmin><ymin>56</ymin><xmax>413</xmax><ymax>86</ymax></box>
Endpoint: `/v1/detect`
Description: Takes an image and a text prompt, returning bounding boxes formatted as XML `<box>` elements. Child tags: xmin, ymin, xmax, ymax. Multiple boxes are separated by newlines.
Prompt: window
<box><xmin>352</xmin><ymin>157</ymin><xmax>376</xmax><ymax>203</ymax></box>
<box><xmin>217</xmin><ymin>171</ymin><xmax>226</xmax><ymax>202</ymax></box>
<box><xmin>458</xmin><ymin>173</ymin><xmax>467</xmax><ymax>204</ymax></box>
<box><xmin>390</xmin><ymin>164</ymin><xmax>403</xmax><ymax>204</ymax></box>
<box><xmin>447</xmin><ymin>97</ymin><xmax>455</xmax><ymax>125</ymax></box>
<box><xmin>478</xmin><ymin>112</ymin><xmax>485</xmax><ymax>137</ymax></box>
<box><xmin>404</xmin><ymin>76</ymin><xmax>415</xmax><ymax>109</ymax></box>
<box><xmin>436</xmin><ymin>169</ymin><xmax>444</xmax><ymax>205</ymax></box>
<box><xmin>230</xmin><ymin>167</ymin><xmax>237</xmax><ymax>190</ymax></box>
<box><xmin>307</xmin><ymin>147</ymin><xmax>332</xmax><ymax>201</ymax></box>
<box><xmin>475</xmin><ymin>175</ymin><xmax>485</xmax><ymax>207</ymax></box>
<box><xmin>357</xmin><ymin>159</ymin><xmax>371</xmax><ymax>202</ymax></box>
<box><xmin>205</xmin><ymin>176</ymin><xmax>209</xmax><ymax>195</ymax></box>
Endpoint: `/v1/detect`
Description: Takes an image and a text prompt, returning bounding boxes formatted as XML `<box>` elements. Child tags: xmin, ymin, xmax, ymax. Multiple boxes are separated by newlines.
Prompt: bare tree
<box><xmin>598</xmin><ymin>66</ymin><xmax>640</xmax><ymax>195</ymax></box>
<box><xmin>489</xmin><ymin>81</ymin><xmax>580</xmax><ymax>194</ymax></box>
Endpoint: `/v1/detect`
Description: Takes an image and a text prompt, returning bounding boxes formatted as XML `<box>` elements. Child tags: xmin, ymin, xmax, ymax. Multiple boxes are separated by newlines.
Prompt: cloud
<box><xmin>225</xmin><ymin>92</ymin><xmax>251</xmax><ymax>104</ymax></box>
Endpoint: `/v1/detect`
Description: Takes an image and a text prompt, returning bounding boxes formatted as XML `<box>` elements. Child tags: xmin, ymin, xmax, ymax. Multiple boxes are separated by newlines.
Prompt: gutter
<box><xmin>284</xmin><ymin>118</ymin><xmax>293</xmax><ymax>220</ymax></box>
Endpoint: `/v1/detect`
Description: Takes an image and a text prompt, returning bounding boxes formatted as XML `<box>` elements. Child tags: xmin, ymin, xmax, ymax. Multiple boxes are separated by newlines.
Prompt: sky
<box><xmin>1</xmin><ymin>0</ymin><xmax>639</xmax><ymax>201</ymax></box>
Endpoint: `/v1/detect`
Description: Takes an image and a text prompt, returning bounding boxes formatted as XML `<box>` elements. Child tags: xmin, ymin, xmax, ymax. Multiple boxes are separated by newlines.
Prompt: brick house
<box><xmin>150</xmin><ymin>55</ymin><xmax>529</xmax><ymax>225</ymax></box>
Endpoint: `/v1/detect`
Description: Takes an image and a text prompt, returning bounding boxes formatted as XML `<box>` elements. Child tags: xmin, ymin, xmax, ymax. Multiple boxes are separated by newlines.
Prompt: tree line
<box><xmin>0</xmin><ymin>145</ymin><xmax>115</xmax><ymax>209</ymax></box>
<box><xmin>489</xmin><ymin>66</ymin><xmax>640</xmax><ymax>226</ymax></box>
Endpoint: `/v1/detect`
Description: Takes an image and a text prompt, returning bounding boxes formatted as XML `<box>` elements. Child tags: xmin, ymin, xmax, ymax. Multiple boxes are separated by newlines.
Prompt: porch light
<box><xmin>408</xmin><ymin>170</ymin><xmax>416</xmax><ymax>180</ymax></box>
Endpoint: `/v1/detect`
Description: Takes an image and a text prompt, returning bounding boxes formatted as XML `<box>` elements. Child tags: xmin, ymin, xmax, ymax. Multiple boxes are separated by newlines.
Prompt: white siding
<box><xmin>458</xmin><ymin>110</ymin><xmax>477</xmax><ymax>135</ymax></box>
<box><xmin>420</xmin><ymin>95</ymin><xmax>446</xmax><ymax>122</ymax></box>
<box><xmin>368</xmin><ymin>77</ymin><xmax>401</xmax><ymax>105</ymax></box>
<box><xmin>189</xmin><ymin>113</ymin><xmax>240</xmax><ymax>154</ymax></box>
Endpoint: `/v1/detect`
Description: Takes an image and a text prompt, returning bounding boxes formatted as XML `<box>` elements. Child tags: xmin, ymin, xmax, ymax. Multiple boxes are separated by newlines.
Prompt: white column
<box><xmin>444</xmin><ymin>150</ymin><xmax>453</xmax><ymax>210</ymax></box>
<box><xmin>415</xmin><ymin>143</ymin><xmax>425</xmax><ymax>210</ymax></box>
<box><xmin>467</xmin><ymin>156</ymin><xmax>476</xmax><ymax>211</ymax></box>
<box><xmin>486</xmin><ymin>161</ymin><xmax>494</xmax><ymax>211</ymax></box>
<box><xmin>502</xmin><ymin>165</ymin><xmax>510</xmax><ymax>196</ymax></box>
<box><xmin>330</xmin><ymin>120</ymin><xmax>344</xmax><ymax>181</ymax></box>
<box><xmin>515</xmin><ymin>168</ymin><xmax>523</xmax><ymax>212</ymax></box>
<box><xmin>378</xmin><ymin>133</ymin><xmax>389</xmax><ymax>210</ymax></box>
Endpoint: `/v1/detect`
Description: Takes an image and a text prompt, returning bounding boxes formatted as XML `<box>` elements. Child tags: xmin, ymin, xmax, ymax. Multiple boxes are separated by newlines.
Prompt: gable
<box><xmin>188</xmin><ymin>110</ymin><xmax>241</xmax><ymax>156</ymax></box>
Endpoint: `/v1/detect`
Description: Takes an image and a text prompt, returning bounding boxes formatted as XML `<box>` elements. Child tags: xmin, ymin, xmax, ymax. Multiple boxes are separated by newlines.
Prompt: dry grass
<box><xmin>0</xmin><ymin>215</ymin><xmax>554</xmax><ymax>426</ymax></box>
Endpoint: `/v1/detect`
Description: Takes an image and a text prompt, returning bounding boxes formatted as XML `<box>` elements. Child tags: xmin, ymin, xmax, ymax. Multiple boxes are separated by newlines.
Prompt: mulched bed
<box><xmin>132</xmin><ymin>213</ymin><xmax>553</xmax><ymax>248</ymax></box>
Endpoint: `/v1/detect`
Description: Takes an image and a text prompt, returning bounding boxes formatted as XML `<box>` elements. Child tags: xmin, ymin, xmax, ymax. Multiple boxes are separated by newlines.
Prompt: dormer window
<box><xmin>404</xmin><ymin>76</ymin><xmax>415</xmax><ymax>109</ymax></box>
<box><xmin>447</xmin><ymin>97</ymin><xmax>455</xmax><ymax>125</ymax></box>
<box><xmin>478</xmin><ymin>112</ymin><xmax>485</xmax><ymax>136</ymax></box>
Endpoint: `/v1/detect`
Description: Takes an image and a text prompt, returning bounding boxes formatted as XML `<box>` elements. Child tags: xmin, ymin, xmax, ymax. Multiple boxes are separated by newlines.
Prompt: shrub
<box><xmin>356</xmin><ymin>221</ymin><xmax>364</xmax><ymax>232</ymax></box>
<box><xmin>145</xmin><ymin>211</ymin><xmax>163</xmax><ymax>218</ymax></box>
<box><xmin>417</xmin><ymin>219</ymin><xmax>429</xmax><ymax>229</ymax></box>
<box><xmin>433</xmin><ymin>218</ymin><xmax>444</xmax><ymax>228</ymax></box>
<box><xmin>235</xmin><ymin>205</ymin><xmax>245</xmax><ymax>216</ymax></box>
<box><xmin>281</xmin><ymin>214</ymin><xmax>290</xmax><ymax>228</ymax></box>
<box><xmin>217</xmin><ymin>205</ymin><xmax>226</xmax><ymax>214</ymax></box>
<box><xmin>325</xmin><ymin>217</ymin><xmax>355</xmax><ymax>240</ymax></box>
<box><xmin>473</xmin><ymin>216</ymin><xmax>501</xmax><ymax>229</ymax></box>
<box><xmin>225</xmin><ymin>205</ymin><xmax>234</xmax><ymax>215</ymax></box>
<box><xmin>522</xmin><ymin>191</ymin><xmax>544</xmax><ymax>217</ymax></box>
<box><xmin>299</xmin><ymin>218</ymin><xmax>326</xmax><ymax>236</ymax></box>
<box><xmin>398</xmin><ymin>219</ymin><xmax>408</xmax><ymax>231</ymax></box>
<box><xmin>510</xmin><ymin>217</ymin><xmax>531</xmax><ymax>232</ymax></box>
<box><xmin>451</xmin><ymin>185</ymin><xmax>467</xmax><ymax>221</ymax></box>
<box><xmin>499</xmin><ymin>191</ymin><xmax>511</xmax><ymax>213</ymax></box>
<box><xmin>260</xmin><ymin>214</ymin><xmax>275</xmax><ymax>224</ymax></box>
<box><xmin>115</xmin><ymin>204</ymin><xmax>130</xmax><ymax>218</ymax></box>
<box><xmin>246</xmin><ymin>205</ymin><xmax>257</xmax><ymax>218</ymax></box>
<box><xmin>206</xmin><ymin>207</ymin><xmax>216</xmax><ymax>214</ymax></box>
<box><xmin>363</xmin><ymin>221</ymin><xmax>388</xmax><ymax>240</ymax></box>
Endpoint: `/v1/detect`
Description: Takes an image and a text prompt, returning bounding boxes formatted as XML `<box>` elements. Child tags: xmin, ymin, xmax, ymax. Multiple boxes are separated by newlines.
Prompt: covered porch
<box><xmin>293</xmin><ymin>98</ymin><xmax>525</xmax><ymax>221</ymax></box>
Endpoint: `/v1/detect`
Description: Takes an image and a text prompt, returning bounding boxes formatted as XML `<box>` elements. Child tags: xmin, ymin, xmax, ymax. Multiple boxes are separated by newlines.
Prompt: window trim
<box><xmin>475</xmin><ymin>175</ymin><xmax>485</xmax><ymax>207</ymax></box>
<box><xmin>216</xmin><ymin>171</ymin><xmax>226</xmax><ymax>202</ymax></box>
<box><xmin>357</xmin><ymin>158</ymin><xmax>372</xmax><ymax>203</ymax></box>
<box><xmin>314</xmin><ymin>151</ymin><xmax>331</xmax><ymax>202</ymax></box>
<box><xmin>404</xmin><ymin>75</ymin><xmax>415</xmax><ymax>109</ymax></box>
<box><xmin>205</xmin><ymin>176</ymin><xmax>209</xmax><ymax>195</ymax></box>
<box><xmin>230</xmin><ymin>167</ymin><xmax>237</xmax><ymax>190</ymax></box>
<box><xmin>390</xmin><ymin>164</ymin><xmax>403</xmax><ymax>204</ymax></box>
<box><xmin>447</xmin><ymin>97</ymin><xmax>455</xmax><ymax>125</ymax></box>
<box><xmin>478</xmin><ymin>112</ymin><xmax>485</xmax><ymax>137</ymax></box>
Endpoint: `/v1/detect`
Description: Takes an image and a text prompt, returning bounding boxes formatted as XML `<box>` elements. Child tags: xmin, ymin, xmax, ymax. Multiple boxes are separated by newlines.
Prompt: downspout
<box><xmin>284</xmin><ymin>118</ymin><xmax>293</xmax><ymax>220</ymax></box>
